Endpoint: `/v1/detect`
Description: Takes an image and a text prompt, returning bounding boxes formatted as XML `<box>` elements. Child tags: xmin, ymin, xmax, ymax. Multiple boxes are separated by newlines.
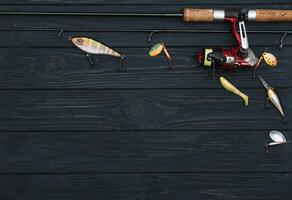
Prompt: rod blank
<box><xmin>0</xmin><ymin>11</ymin><xmax>183</xmax><ymax>17</ymax></box>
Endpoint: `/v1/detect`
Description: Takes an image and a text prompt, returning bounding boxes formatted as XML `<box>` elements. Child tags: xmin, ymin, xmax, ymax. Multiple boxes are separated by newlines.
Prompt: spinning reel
<box><xmin>198</xmin><ymin>8</ymin><xmax>259</xmax><ymax>75</ymax></box>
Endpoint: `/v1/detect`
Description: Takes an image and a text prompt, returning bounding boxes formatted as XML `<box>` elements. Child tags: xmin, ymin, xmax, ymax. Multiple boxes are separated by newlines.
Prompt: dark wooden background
<box><xmin>0</xmin><ymin>0</ymin><xmax>291</xmax><ymax>199</ymax></box>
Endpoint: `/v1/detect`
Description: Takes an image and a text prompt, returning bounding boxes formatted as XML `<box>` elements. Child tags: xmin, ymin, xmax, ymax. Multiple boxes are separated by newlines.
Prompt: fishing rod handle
<box><xmin>184</xmin><ymin>8</ymin><xmax>292</xmax><ymax>22</ymax></box>
<box><xmin>256</xmin><ymin>9</ymin><xmax>292</xmax><ymax>22</ymax></box>
<box><xmin>184</xmin><ymin>9</ymin><xmax>214</xmax><ymax>22</ymax></box>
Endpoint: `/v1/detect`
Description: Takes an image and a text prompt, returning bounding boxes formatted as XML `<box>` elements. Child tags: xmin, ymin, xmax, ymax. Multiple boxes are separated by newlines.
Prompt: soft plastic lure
<box><xmin>70</xmin><ymin>36</ymin><xmax>125</xmax><ymax>71</ymax></box>
<box><xmin>219</xmin><ymin>77</ymin><xmax>248</xmax><ymax>106</ymax></box>
<box><xmin>258</xmin><ymin>76</ymin><xmax>285</xmax><ymax>119</ymax></box>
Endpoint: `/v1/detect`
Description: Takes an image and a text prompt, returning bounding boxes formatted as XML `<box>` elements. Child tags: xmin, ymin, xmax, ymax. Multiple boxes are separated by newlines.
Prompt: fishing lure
<box><xmin>254</xmin><ymin>49</ymin><xmax>278</xmax><ymax>77</ymax></box>
<box><xmin>149</xmin><ymin>42</ymin><xmax>173</xmax><ymax>68</ymax></box>
<box><xmin>265</xmin><ymin>130</ymin><xmax>289</xmax><ymax>154</ymax></box>
<box><xmin>70</xmin><ymin>36</ymin><xmax>125</xmax><ymax>72</ymax></box>
<box><xmin>258</xmin><ymin>76</ymin><xmax>285</xmax><ymax>120</ymax></box>
<box><xmin>219</xmin><ymin>77</ymin><xmax>248</xmax><ymax>106</ymax></box>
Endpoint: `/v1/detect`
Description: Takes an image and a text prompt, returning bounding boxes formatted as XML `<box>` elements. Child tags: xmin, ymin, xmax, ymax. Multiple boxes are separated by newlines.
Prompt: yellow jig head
<box><xmin>219</xmin><ymin>77</ymin><xmax>248</xmax><ymax>106</ymax></box>
<box><xmin>149</xmin><ymin>42</ymin><xmax>173</xmax><ymax>68</ymax></box>
<box><xmin>258</xmin><ymin>76</ymin><xmax>285</xmax><ymax>120</ymax></box>
<box><xmin>70</xmin><ymin>36</ymin><xmax>125</xmax><ymax>71</ymax></box>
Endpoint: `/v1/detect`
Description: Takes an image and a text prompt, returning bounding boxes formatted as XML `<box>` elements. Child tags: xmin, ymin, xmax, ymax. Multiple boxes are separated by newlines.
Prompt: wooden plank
<box><xmin>1</xmin><ymin>30</ymin><xmax>291</xmax><ymax>47</ymax></box>
<box><xmin>1</xmin><ymin>15</ymin><xmax>291</xmax><ymax>30</ymax></box>
<box><xmin>0</xmin><ymin>4</ymin><xmax>291</xmax><ymax>13</ymax></box>
<box><xmin>0</xmin><ymin>130</ymin><xmax>291</xmax><ymax>173</ymax></box>
<box><xmin>0</xmin><ymin>89</ymin><xmax>290</xmax><ymax>131</ymax></box>
<box><xmin>0</xmin><ymin>47</ymin><xmax>291</xmax><ymax>89</ymax></box>
<box><xmin>0</xmin><ymin>3</ymin><xmax>291</xmax><ymax>31</ymax></box>
<box><xmin>0</xmin><ymin>173</ymin><xmax>290</xmax><ymax>200</ymax></box>
<box><xmin>0</xmin><ymin>0</ymin><xmax>291</xmax><ymax>5</ymax></box>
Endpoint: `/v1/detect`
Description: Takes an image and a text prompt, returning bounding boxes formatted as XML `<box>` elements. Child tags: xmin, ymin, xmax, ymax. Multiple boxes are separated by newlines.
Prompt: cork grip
<box><xmin>184</xmin><ymin>8</ymin><xmax>214</xmax><ymax>22</ymax></box>
<box><xmin>256</xmin><ymin>9</ymin><xmax>292</xmax><ymax>22</ymax></box>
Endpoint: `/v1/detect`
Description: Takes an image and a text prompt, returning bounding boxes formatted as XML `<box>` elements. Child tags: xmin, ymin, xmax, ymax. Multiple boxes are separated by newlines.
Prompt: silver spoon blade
<box><xmin>269</xmin><ymin>130</ymin><xmax>286</xmax><ymax>143</ymax></box>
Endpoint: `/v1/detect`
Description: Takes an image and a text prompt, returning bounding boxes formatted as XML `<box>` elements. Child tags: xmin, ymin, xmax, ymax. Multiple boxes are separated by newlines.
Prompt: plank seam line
<box><xmin>0</xmin><ymin>129</ymin><xmax>290</xmax><ymax>132</ymax></box>
<box><xmin>0</xmin><ymin>87</ymin><xmax>291</xmax><ymax>90</ymax></box>
<box><xmin>0</xmin><ymin>2</ymin><xmax>291</xmax><ymax>6</ymax></box>
<box><xmin>0</xmin><ymin>44</ymin><xmax>291</xmax><ymax>48</ymax></box>
<box><xmin>0</xmin><ymin>171</ymin><xmax>291</xmax><ymax>176</ymax></box>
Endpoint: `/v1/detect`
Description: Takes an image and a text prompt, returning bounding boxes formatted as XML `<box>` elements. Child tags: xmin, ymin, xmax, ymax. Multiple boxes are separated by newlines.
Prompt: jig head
<box><xmin>149</xmin><ymin>42</ymin><xmax>173</xmax><ymax>68</ymax></box>
<box><xmin>258</xmin><ymin>76</ymin><xmax>285</xmax><ymax>120</ymax></box>
<box><xmin>219</xmin><ymin>77</ymin><xmax>248</xmax><ymax>106</ymax></box>
<box><xmin>265</xmin><ymin>130</ymin><xmax>289</xmax><ymax>155</ymax></box>
<box><xmin>69</xmin><ymin>36</ymin><xmax>125</xmax><ymax>72</ymax></box>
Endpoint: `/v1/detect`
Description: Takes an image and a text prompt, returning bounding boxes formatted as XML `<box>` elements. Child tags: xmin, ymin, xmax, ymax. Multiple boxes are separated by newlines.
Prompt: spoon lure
<box><xmin>265</xmin><ymin>130</ymin><xmax>289</xmax><ymax>154</ymax></box>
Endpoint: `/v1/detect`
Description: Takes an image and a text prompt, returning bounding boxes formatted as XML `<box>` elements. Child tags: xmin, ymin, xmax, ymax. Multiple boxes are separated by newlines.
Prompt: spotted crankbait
<box><xmin>70</xmin><ymin>36</ymin><xmax>125</xmax><ymax>71</ymax></box>
<box><xmin>219</xmin><ymin>77</ymin><xmax>248</xmax><ymax>106</ymax></box>
<box><xmin>265</xmin><ymin>130</ymin><xmax>289</xmax><ymax>154</ymax></box>
<box><xmin>258</xmin><ymin>76</ymin><xmax>285</xmax><ymax>119</ymax></box>
<box><xmin>149</xmin><ymin>42</ymin><xmax>173</xmax><ymax>68</ymax></box>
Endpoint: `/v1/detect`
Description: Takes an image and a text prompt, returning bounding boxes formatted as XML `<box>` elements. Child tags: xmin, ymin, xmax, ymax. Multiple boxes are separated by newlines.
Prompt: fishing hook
<box><xmin>86</xmin><ymin>53</ymin><xmax>94</xmax><ymax>66</ymax></box>
<box><xmin>148</xmin><ymin>31</ymin><xmax>161</xmax><ymax>43</ymax></box>
<box><xmin>58</xmin><ymin>29</ymin><xmax>64</xmax><ymax>38</ymax></box>
<box><xmin>264</xmin><ymin>143</ymin><xmax>271</xmax><ymax>155</ymax></box>
<box><xmin>119</xmin><ymin>54</ymin><xmax>126</xmax><ymax>72</ymax></box>
<box><xmin>278</xmin><ymin>32</ymin><xmax>288</xmax><ymax>49</ymax></box>
<box><xmin>148</xmin><ymin>31</ymin><xmax>154</xmax><ymax>43</ymax></box>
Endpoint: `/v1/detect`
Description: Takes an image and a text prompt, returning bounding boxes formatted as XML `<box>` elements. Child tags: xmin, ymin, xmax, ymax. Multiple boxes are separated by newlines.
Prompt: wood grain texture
<box><xmin>183</xmin><ymin>8</ymin><xmax>214</xmax><ymax>22</ymax></box>
<box><xmin>1</xmin><ymin>30</ymin><xmax>291</xmax><ymax>47</ymax></box>
<box><xmin>0</xmin><ymin>1</ymin><xmax>292</xmax><ymax>199</ymax></box>
<box><xmin>1</xmin><ymin>15</ymin><xmax>291</xmax><ymax>30</ymax></box>
<box><xmin>0</xmin><ymin>174</ymin><xmax>291</xmax><ymax>200</ymax></box>
<box><xmin>256</xmin><ymin>9</ymin><xmax>292</xmax><ymax>22</ymax></box>
<box><xmin>0</xmin><ymin>0</ymin><xmax>291</xmax><ymax>4</ymax></box>
<box><xmin>0</xmin><ymin>47</ymin><xmax>291</xmax><ymax>89</ymax></box>
<box><xmin>0</xmin><ymin>89</ymin><xmax>290</xmax><ymax>131</ymax></box>
<box><xmin>0</xmin><ymin>130</ymin><xmax>291</xmax><ymax>173</ymax></box>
